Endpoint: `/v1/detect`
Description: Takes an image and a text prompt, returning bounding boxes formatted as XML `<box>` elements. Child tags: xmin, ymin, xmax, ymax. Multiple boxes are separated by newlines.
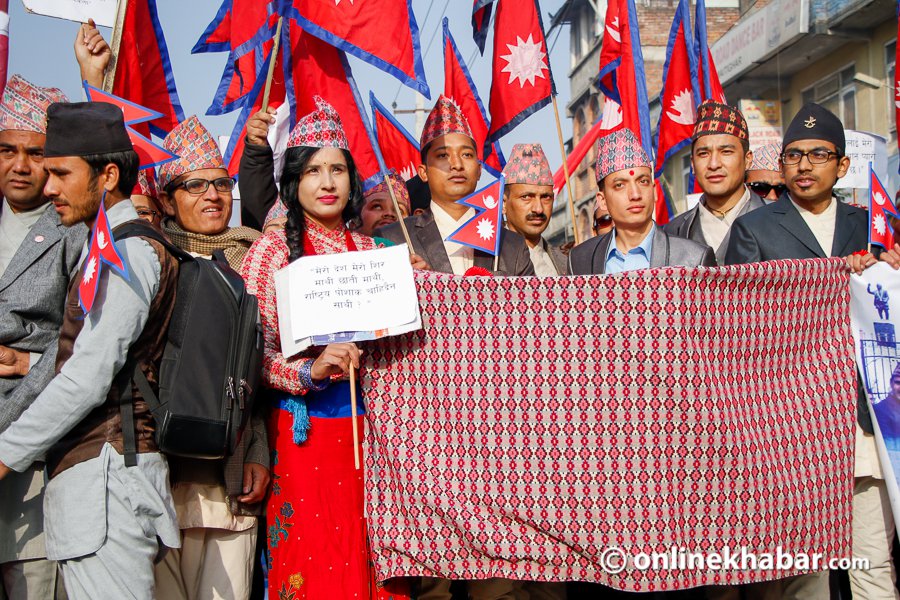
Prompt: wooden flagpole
<box><xmin>349</xmin><ymin>366</ymin><xmax>360</xmax><ymax>470</ymax></box>
<box><xmin>552</xmin><ymin>95</ymin><xmax>581</xmax><ymax>246</ymax></box>
<box><xmin>101</xmin><ymin>1</ymin><xmax>128</xmax><ymax>93</ymax></box>
<box><xmin>383</xmin><ymin>173</ymin><xmax>416</xmax><ymax>253</ymax></box>
<box><xmin>261</xmin><ymin>17</ymin><xmax>284</xmax><ymax>113</ymax></box>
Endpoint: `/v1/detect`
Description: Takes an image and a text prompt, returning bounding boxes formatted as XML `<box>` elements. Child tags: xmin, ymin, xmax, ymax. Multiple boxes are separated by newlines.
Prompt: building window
<box><xmin>801</xmin><ymin>66</ymin><xmax>856</xmax><ymax>130</ymax></box>
<box><xmin>575</xmin><ymin>107</ymin><xmax>586</xmax><ymax>141</ymax></box>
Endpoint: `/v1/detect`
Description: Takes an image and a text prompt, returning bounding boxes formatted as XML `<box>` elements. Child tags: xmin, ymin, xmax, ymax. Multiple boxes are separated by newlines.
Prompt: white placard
<box><xmin>275</xmin><ymin>244</ymin><xmax>421</xmax><ymax>356</ymax></box>
<box><xmin>837</xmin><ymin>130</ymin><xmax>888</xmax><ymax>190</ymax></box>
<box><xmin>22</xmin><ymin>0</ymin><xmax>117</xmax><ymax>28</ymax></box>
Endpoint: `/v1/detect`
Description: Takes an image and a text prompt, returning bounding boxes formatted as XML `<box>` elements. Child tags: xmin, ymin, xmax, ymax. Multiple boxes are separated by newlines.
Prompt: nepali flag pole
<box><xmin>869</xmin><ymin>163</ymin><xmax>899</xmax><ymax>253</ymax></box>
<box><xmin>447</xmin><ymin>176</ymin><xmax>506</xmax><ymax>272</ymax></box>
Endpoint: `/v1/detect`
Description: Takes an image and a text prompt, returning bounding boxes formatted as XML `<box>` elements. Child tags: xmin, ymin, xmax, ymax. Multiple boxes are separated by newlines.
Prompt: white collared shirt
<box><xmin>431</xmin><ymin>200</ymin><xmax>475</xmax><ymax>275</ymax></box>
<box><xmin>528</xmin><ymin>240</ymin><xmax>559</xmax><ymax>276</ymax></box>
<box><xmin>697</xmin><ymin>187</ymin><xmax>751</xmax><ymax>254</ymax></box>
<box><xmin>789</xmin><ymin>195</ymin><xmax>837</xmax><ymax>256</ymax></box>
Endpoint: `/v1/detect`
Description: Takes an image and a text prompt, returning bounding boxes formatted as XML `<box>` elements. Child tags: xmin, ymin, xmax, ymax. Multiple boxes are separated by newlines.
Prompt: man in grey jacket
<box><xmin>570</xmin><ymin>128</ymin><xmax>714</xmax><ymax>275</ymax></box>
<box><xmin>0</xmin><ymin>75</ymin><xmax>85</xmax><ymax>600</ymax></box>
<box><xmin>663</xmin><ymin>101</ymin><xmax>763</xmax><ymax>265</ymax></box>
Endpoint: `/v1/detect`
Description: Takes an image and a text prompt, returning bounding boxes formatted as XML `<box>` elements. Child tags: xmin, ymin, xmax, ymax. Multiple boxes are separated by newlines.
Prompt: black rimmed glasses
<box><xmin>171</xmin><ymin>176</ymin><xmax>236</xmax><ymax>195</ymax></box>
<box><xmin>781</xmin><ymin>149</ymin><xmax>840</xmax><ymax>165</ymax></box>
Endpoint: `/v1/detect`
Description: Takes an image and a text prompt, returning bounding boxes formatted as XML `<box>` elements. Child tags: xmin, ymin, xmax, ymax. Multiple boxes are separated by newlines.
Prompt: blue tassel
<box><xmin>279</xmin><ymin>397</ymin><xmax>310</xmax><ymax>445</ymax></box>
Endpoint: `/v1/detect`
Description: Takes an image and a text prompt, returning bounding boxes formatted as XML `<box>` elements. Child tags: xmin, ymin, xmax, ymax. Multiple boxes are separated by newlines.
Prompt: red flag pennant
<box><xmin>79</xmin><ymin>199</ymin><xmax>129</xmax><ymax>313</ymax></box>
<box><xmin>0</xmin><ymin>0</ymin><xmax>9</xmax><ymax>98</ymax></box>
<box><xmin>446</xmin><ymin>177</ymin><xmax>505</xmax><ymax>256</ymax></box>
<box><xmin>84</xmin><ymin>84</ymin><xmax>178</xmax><ymax>170</ymax></box>
<box><xmin>288</xmin><ymin>0</ymin><xmax>430</xmax><ymax>97</ymax></box>
<box><xmin>472</xmin><ymin>0</ymin><xmax>495</xmax><ymax>55</ymax></box>
<box><xmin>869</xmin><ymin>164</ymin><xmax>898</xmax><ymax>250</ymax></box>
<box><xmin>695</xmin><ymin>0</ymin><xmax>726</xmax><ymax>103</ymax></box>
<box><xmin>443</xmin><ymin>18</ymin><xmax>504</xmax><ymax>177</ymax></box>
<box><xmin>487</xmin><ymin>0</ymin><xmax>554</xmax><ymax>142</ymax></box>
<box><xmin>110</xmin><ymin>0</ymin><xmax>184</xmax><ymax>136</ymax></box>
<box><xmin>371</xmin><ymin>92</ymin><xmax>420</xmax><ymax>182</ymax></box>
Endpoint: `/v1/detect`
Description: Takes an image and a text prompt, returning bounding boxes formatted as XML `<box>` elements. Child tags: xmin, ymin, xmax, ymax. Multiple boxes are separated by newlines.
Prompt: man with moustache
<box><xmin>0</xmin><ymin>102</ymin><xmax>181</xmax><ymax>600</ymax></box>
<box><xmin>569</xmin><ymin>128</ymin><xmax>714</xmax><ymax>275</ymax></box>
<box><xmin>502</xmin><ymin>143</ymin><xmax>567</xmax><ymax>275</ymax></box>
<box><xmin>663</xmin><ymin>101</ymin><xmax>763</xmax><ymax>265</ymax></box>
<box><xmin>0</xmin><ymin>76</ymin><xmax>84</xmax><ymax>600</ymax></box>
<box><xmin>726</xmin><ymin>103</ymin><xmax>899</xmax><ymax>599</ymax></box>
<box><xmin>376</xmin><ymin>95</ymin><xmax>533</xmax><ymax>277</ymax></box>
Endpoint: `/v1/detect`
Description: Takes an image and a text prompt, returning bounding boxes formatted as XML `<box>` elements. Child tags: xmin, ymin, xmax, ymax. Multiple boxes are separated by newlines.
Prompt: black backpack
<box><xmin>114</xmin><ymin>221</ymin><xmax>263</xmax><ymax>465</ymax></box>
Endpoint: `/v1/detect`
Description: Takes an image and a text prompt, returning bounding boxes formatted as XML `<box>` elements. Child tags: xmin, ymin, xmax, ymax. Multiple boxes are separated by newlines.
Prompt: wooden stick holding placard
<box><xmin>383</xmin><ymin>173</ymin><xmax>416</xmax><ymax>253</ymax></box>
<box><xmin>349</xmin><ymin>366</ymin><xmax>360</xmax><ymax>470</ymax></box>
<box><xmin>552</xmin><ymin>95</ymin><xmax>581</xmax><ymax>246</ymax></box>
<box><xmin>101</xmin><ymin>0</ymin><xmax>128</xmax><ymax>93</ymax></box>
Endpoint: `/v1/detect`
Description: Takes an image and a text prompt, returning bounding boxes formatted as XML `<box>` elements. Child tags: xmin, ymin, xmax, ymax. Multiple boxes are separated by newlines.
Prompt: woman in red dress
<box><xmin>241</xmin><ymin>97</ymin><xmax>408</xmax><ymax>600</ymax></box>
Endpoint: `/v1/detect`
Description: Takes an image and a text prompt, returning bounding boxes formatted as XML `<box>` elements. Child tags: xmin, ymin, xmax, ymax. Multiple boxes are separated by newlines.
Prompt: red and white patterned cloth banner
<box><xmin>362</xmin><ymin>259</ymin><xmax>856</xmax><ymax>592</ymax></box>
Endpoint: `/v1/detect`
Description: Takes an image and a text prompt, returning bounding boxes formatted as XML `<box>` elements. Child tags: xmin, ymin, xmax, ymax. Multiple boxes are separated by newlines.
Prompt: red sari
<box><xmin>241</xmin><ymin>220</ymin><xmax>409</xmax><ymax>600</ymax></box>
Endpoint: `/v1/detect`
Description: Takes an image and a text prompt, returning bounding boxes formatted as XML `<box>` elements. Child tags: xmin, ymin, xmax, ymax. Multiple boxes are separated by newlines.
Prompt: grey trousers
<box><xmin>0</xmin><ymin>557</ymin><xmax>60</xmax><ymax>600</ymax></box>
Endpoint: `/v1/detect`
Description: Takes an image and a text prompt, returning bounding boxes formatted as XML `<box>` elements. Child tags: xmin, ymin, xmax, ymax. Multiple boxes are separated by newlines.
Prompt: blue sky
<box><xmin>7</xmin><ymin>0</ymin><xmax>573</xmax><ymax>170</ymax></box>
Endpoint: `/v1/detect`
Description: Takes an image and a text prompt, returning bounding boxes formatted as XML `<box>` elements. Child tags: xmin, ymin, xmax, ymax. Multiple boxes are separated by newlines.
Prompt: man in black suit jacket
<box><xmin>569</xmin><ymin>128</ymin><xmax>714</xmax><ymax>275</ymax></box>
<box><xmin>376</xmin><ymin>95</ymin><xmax>533</xmax><ymax>277</ymax></box>
<box><xmin>726</xmin><ymin>102</ymin><xmax>900</xmax><ymax>600</ymax></box>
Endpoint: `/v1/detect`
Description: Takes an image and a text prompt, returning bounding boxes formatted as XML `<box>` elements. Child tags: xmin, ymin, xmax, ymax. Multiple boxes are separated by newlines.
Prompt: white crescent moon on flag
<box><xmin>98</xmin><ymin>231</ymin><xmax>108</xmax><ymax>250</ymax></box>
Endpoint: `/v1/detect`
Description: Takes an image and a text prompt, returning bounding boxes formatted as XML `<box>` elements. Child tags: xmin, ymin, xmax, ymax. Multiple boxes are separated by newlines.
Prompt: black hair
<box><xmin>282</xmin><ymin>146</ymin><xmax>364</xmax><ymax>263</ymax></box>
<box><xmin>419</xmin><ymin>142</ymin><xmax>431</xmax><ymax>165</ymax></box>
<box><xmin>82</xmin><ymin>149</ymin><xmax>140</xmax><ymax>196</ymax></box>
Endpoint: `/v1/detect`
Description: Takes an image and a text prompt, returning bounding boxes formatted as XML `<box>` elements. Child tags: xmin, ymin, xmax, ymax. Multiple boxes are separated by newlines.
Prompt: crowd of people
<box><xmin>0</xmin><ymin>20</ymin><xmax>899</xmax><ymax>600</ymax></box>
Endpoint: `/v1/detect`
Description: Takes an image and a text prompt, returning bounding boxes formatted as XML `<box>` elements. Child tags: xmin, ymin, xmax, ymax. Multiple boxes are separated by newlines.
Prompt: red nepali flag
<box><xmin>597</xmin><ymin>0</ymin><xmax>652</xmax><ymax>159</ymax></box>
<box><xmin>112</xmin><ymin>0</ymin><xmax>184</xmax><ymax>137</ymax></box>
<box><xmin>443</xmin><ymin>18</ymin><xmax>505</xmax><ymax>178</ymax></box>
<box><xmin>695</xmin><ymin>0</ymin><xmax>726</xmax><ymax>102</ymax></box>
<box><xmin>487</xmin><ymin>0</ymin><xmax>554</xmax><ymax>142</ymax></box>
<box><xmin>79</xmin><ymin>200</ymin><xmax>129</xmax><ymax>313</ymax></box>
<box><xmin>447</xmin><ymin>177</ymin><xmax>505</xmax><ymax>256</ymax></box>
<box><xmin>869</xmin><ymin>164</ymin><xmax>898</xmax><ymax>250</ymax></box>
<box><xmin>472</xmin><ymin>0</ymin><xmax>495</xmax><ymax>54</ymax></box>
<box><xmin>288</xmin><ymin>0</ymin><xmax>430</xmax><ymax>97</ymax></box>
<box><xmin>370</xmin><ymin>92</ymin><xmax>420</xmax><ymax>182</ymax></box>
<box><xmin>653</xmin><ymin>0</ymin><xmax>699</xmax><ymax>223</ymax></box>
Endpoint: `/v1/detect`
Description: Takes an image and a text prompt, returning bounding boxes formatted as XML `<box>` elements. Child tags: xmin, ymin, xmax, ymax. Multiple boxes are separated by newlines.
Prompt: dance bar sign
<box><xmin>275</xmin><ymin>243</ymin><xmax>421</xmax><ymax>357</ymax></box>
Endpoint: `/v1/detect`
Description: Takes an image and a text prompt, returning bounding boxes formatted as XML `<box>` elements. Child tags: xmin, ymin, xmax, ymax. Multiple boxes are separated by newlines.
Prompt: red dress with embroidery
<box><xmin>241</xmin><ymin>220</ymin><xmax>408</xmax><ymax>600</ymax></box>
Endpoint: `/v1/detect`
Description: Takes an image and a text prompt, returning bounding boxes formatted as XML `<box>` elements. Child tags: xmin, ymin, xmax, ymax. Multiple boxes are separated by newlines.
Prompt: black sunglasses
<box><xmin>748</xmin><ymin>182</ymin><xmax>787</xmax><ymax>197</ymax></box>
<box><xmin>593</xmin><ymin>214</ymin><xmax>613</xmax><ymax>230</ymax></box>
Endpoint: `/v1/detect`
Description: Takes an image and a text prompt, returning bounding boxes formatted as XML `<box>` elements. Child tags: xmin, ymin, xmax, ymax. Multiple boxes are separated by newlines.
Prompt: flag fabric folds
<box><xmin>363</xmin><ymin>259</ymin><xmax>855</xmax><ymax>588</ymax></box>
<box><xmin>112</xmin><ymin>0</ymin><xmax>185</xmax><ymax>137</ymax></box>
<box><xmin>695</xmin><ymin>0</ymin><xmax>726</xmax><ymax>103</ymax></box>
<box><xmin>443</xmin><ymin>18</ymin><xmax>505</xmax><ymax>178</ymax></box>
<box><xmin>487</xmin><ymin>0</ymin><xmax>554</xmax><ymax>143</ymax></box>
<box><xmin>472</xmin><ymin>0</ymin><xmax>495</xmax><ymax>55</ymax></box>
<box><xmin>370</xmin><ymin>93</ymin><xmax>420</xmax><ymax>182</ymax></box>
<box><xmin>869</xmin><ymin>164</ymin><xmax>898</xmax><ymax>249</ymax></box>
<box><xmin>653</xmin><ymin>0</ymin><xmax>700</xmax><ymax>224</ymax></box>
<box><xmin>286</xmin><ymin>0</ymin><xmax>430</xmax><ymax>97</ymax></box>
<box><xmin>447</xmin><ymin>177</ymin><xmax>506</xmax><ymax>256</ymax></box>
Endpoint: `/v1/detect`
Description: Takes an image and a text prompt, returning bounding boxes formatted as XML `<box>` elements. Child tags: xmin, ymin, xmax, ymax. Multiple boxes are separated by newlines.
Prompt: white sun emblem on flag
<box><xmin>334</xmin><ymin>0</ymin><xmax>354</xmax><ymax>5</ymax></box>
<box><xmin>476</xmin><ymin>218</ymin><xmax>495</xmax><ymax>241</ymax></box>
<box><xmin>666</xmin><ymin>89</ymin><xmax>696</xmax><ymax>125</ymax></box>
<box><xmin>874</xmin><ymin>214</ymin><xmax>887</xmax><ymax>237</ymax></box>
<box><xmin>400</xmin><ymin>162</ymin><xmax>417</xmax><ymax>182</ymax></box>
<box><xmin>83</xmin><ymin>256</ymin><xmax>97</xmax><ymax>284</ymax></box>
<box><xmin>500</xmin><ymin>34</ymin><xmax>549</xmax><ymax>88</ymax></box>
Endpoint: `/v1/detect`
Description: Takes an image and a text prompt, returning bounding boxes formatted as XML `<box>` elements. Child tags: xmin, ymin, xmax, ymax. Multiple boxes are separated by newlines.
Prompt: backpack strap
<box><xmin>114</xmin><ymin>357</ymin><xmax>138</xmax><ymax>467</ymax></box>
<box><xmin>114</xmin><ymin>221</ymin><xmax>194</xmax><ymax>263</ymax></box>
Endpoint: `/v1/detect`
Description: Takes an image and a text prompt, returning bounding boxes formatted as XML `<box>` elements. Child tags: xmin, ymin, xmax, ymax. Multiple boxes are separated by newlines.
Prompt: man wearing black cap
<box><xmin>0</xmin><ymin>102</ymin><xmax>181</xmax><ymax>600</ymax></box>
<box><xmin>726</xmin><ymin>103</ymin><xmax>900</xmax><ymax>599</ymax></box>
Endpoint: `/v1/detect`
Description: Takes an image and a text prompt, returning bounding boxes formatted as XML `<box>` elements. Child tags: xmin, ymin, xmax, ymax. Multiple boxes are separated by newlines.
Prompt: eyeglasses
<box><xmin>747</xmin><ymin>182</ymin><xmax>788</xmax><ymax>197</ymax></box>
<box><xmin>135</xmin><ymin>208</ymin><xmax>160</xmax><ymax>219</ymax></box>
<box><xmin>170</xmin><ymin>176</ymin><xmax>235</xmax><ymax>195</ymax></box>
<box><xmin>781</xmin><ymin>149</ymin><xmax>840</xmax><ymax>165</ymax></box>
<box><xmin>593</xmin><ymin>214</ymin><xmax>613</xmax><ymax>230</ymax></box>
